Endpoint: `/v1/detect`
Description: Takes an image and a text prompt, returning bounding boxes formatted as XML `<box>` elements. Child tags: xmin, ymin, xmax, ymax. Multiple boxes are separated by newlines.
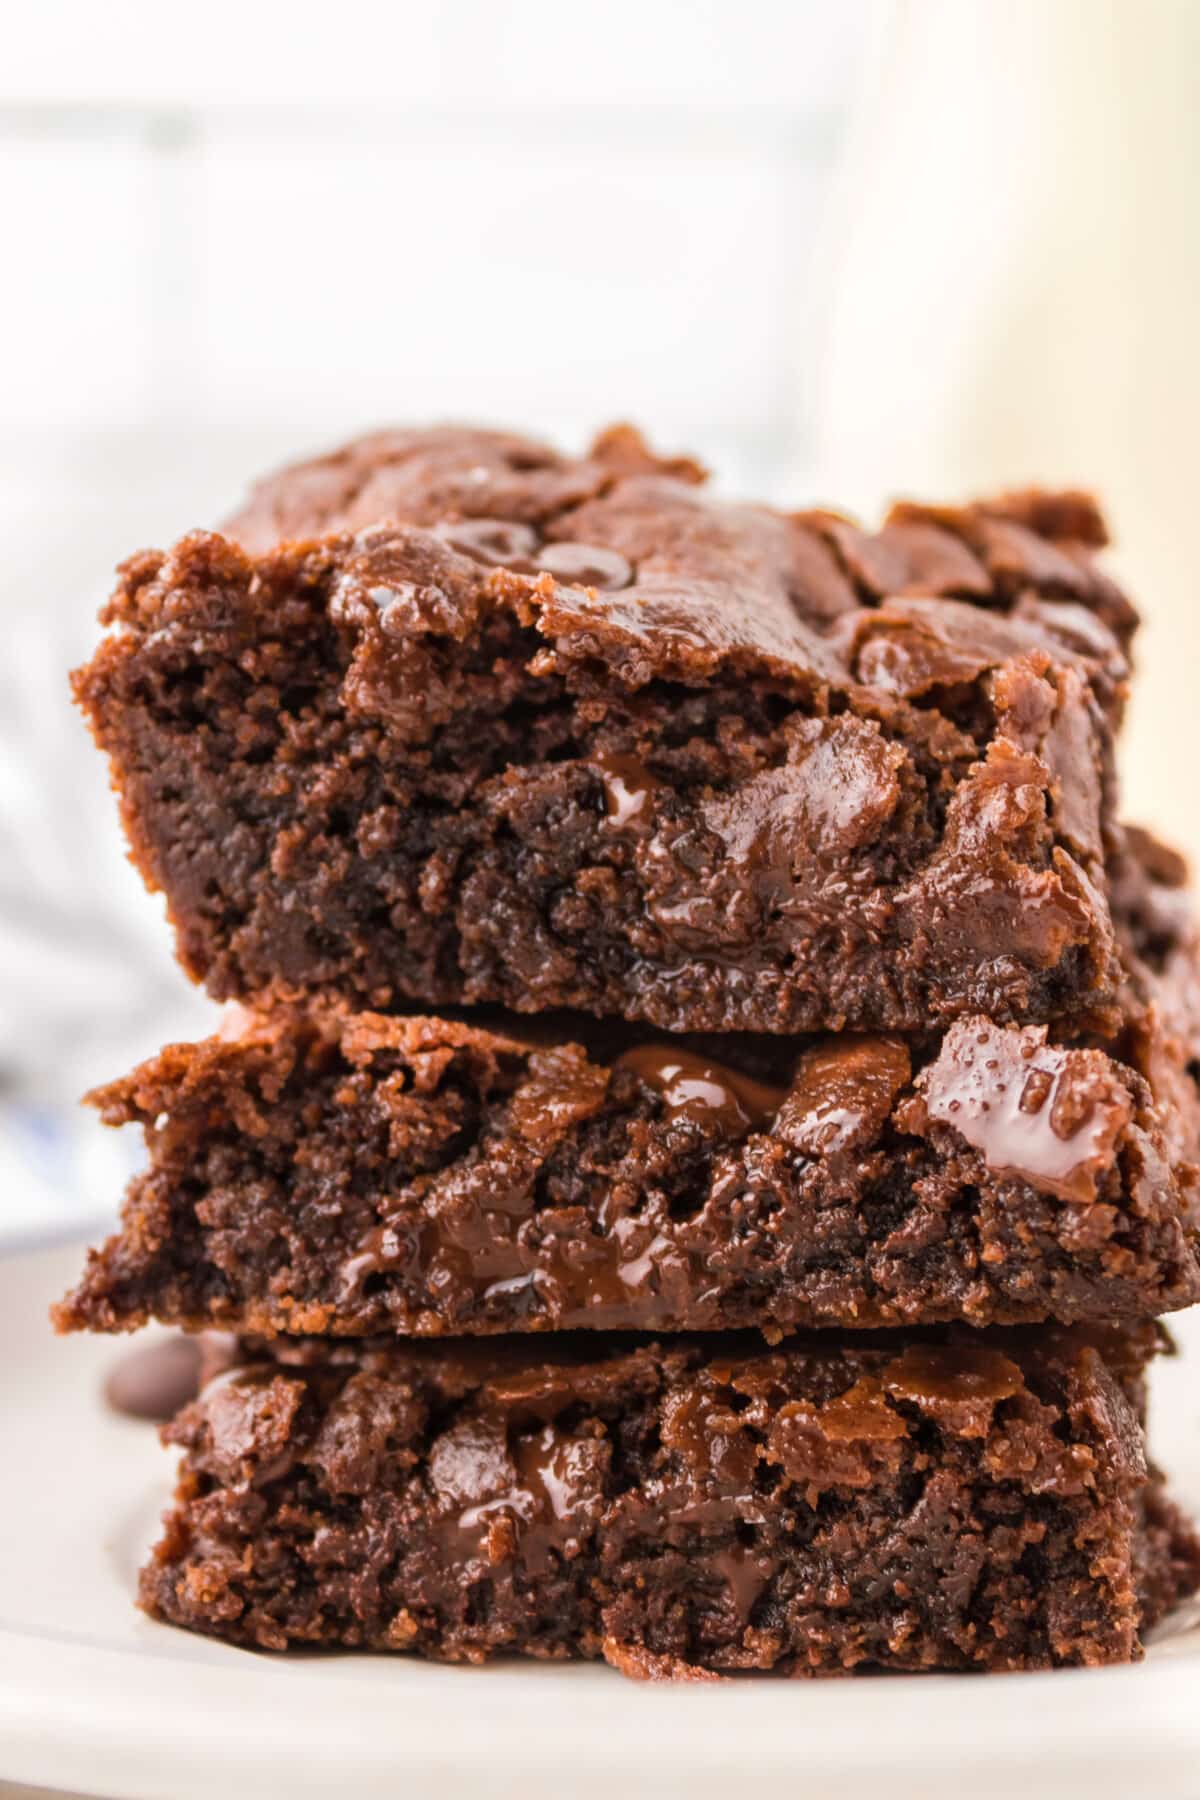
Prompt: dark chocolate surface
<box><xmin>140</xmin><ymin>1324</ymin><xmax>1199</xmax><ymax>1674</ymax></box>
<box><xmin>74</xmin><ymin>423</ymin><xmax>1136</xmax><ymax>1035</ymax></box>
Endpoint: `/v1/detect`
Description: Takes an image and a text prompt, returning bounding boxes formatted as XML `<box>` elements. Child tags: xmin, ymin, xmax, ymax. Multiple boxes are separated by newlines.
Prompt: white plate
<box><xmin>3</xmin><ymin>1241</ymin><xmax>1200</xmax><ymax>1800</ymax></box>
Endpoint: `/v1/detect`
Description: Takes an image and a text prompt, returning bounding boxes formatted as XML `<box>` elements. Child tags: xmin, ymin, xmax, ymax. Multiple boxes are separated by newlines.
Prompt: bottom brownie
<box><xmin>142</xmin><ymin>1326</ymin><xmax>1198</xmax><ymax>1676</ymax></box>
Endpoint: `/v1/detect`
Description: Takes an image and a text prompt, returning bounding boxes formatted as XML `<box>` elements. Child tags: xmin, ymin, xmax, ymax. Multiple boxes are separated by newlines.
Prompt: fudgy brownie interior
<box><xmin>56</xmin><ymin>861</ymin><xmax>1200</xmax><ymax>1341</ymax></box>
<box><xmin>141</xmin><ymin>1323</ymin><xmax>1199</xmax><ymax>1675</ymax></box>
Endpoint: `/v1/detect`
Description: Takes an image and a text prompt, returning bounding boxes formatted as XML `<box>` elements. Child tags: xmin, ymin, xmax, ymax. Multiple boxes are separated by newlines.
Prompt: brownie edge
<box><xmin>140</xmin><ymin>1326</ymin><xmax>1199</xmax><ymax>1676</ymax></box>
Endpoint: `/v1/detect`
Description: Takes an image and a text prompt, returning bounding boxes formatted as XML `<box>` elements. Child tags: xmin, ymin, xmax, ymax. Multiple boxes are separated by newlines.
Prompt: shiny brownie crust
<box><xmin>74</xmin><ymin>423</ymin><xmax>1137</xmax><ymax>1036</ymax></box>
<box><xmin>140</xmin><ymin>1326</ymin><xmax>1200</xmax><ymax>1675</ymax></box>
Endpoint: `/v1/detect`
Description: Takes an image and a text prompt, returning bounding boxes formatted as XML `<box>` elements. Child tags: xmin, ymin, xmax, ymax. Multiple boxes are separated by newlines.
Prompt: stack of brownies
<box><xmin>56</xmin><ymin>423</ymin><xmax>1200</xmax><ymax>1675</ymax></box>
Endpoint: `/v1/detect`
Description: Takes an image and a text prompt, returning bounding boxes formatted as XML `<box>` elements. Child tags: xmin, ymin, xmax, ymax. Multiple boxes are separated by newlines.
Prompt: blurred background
<box><xmin>2</xmin><ymin>0</ymin><xmax>1198</xmax><ymax>1248</ymax></box>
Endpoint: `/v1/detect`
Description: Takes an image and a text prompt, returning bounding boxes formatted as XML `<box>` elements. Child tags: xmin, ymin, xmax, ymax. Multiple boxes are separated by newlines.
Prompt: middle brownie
<box><xmin>57</xmin><ymin>840</ymin><xmax>1200</xmax><ymax>1340</ymax></box>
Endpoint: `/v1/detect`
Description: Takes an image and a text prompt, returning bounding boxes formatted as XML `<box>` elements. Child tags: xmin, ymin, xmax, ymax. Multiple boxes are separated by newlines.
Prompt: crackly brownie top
<box><xmin>224</xmin><ymin>422</ymin><xmax>709</xmax><ymax>546</ymax></box>
<box><xmin>211</xmin><ymin>421</ymin><xmax>1135</xmax><ymax>709</ymax></box>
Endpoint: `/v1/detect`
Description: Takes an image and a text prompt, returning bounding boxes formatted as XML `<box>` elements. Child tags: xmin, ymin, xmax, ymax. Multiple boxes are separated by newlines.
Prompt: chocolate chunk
<box><xmin>103</xmin><ymin>1335</ymin><xmax>203</xmax><ymax>1423</ymax></box>
<box><xmin>776</xmin><ymin>1037</ymin><xmax>911</xmax><ymax>1156</ymax></box>
<box><xmin>910</xmin><ymin>1018</ymin><xmax>1135</xmax><ymax>1204</ymax></box>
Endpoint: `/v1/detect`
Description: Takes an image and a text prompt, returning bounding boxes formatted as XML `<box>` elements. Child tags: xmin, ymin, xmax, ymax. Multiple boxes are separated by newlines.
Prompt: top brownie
<box><xmin>76</xmin><ymin>424</ymin><xmax>1138</xmax><ymax>1034</ymax></box>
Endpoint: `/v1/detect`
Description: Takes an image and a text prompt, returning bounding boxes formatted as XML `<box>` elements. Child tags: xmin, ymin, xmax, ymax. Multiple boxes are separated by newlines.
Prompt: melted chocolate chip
<box><xmin>778</xmin><ymin>1036</ymin><xmax>911</xmax><ymax>1156</ymax></box>
<box><xmin>614</xmin><ymin>1045</ymin><xmax>788</xmax><ymax>1135</ymax></box>
<box><xmin>202</xmin><ymin>1366</ymin><xmax>305</xmax><ymax>1486</ymax></box>
<box><xmin>339</xmin><ymin>1220</ymin><xmax>420</xmax><ymax>1301</ymax></box>
<box><xmin>432</xmin><ymin>1416</ymin><xmax>608</xmax><ymax>1576</ymax></box>
<box><xmin>486</xmin><ymin>1219</ymin><xmax>691</xmax><ymax>1325</ymax></box>
<box><xmin>917</xmin><ymin>1019</ymin><xmax>1134</xmax><ymax>1203</ymax></box>
<box><xmin>883</xmin><ymin>1343</ymin><xmax>1025</xmax><ymax>1408</ymax></box>
<box><xmin>699</xmin><ymin>716</ymin><xmax>904</xmax><ymax>882</ymax></box>
<box><xmin>435</xmin><ymin>518</ymin><xmax>539</xmax><ymax>570</ymax></box>
<box><xmin>591</xmin><ymin>752</ymin><xmax>660</xmax><ymax>827</ymax></box>
<box><xmin>537</xmin><ymin>542</ymin><xmax>632</xmax><ymax>590</ymax></box>
<box><xmin>711</xmin><ymin>1546</ymin><xmax>771</xmax><ymax>1626</ymax></box>
<box><xmin>817</xmin><ymin>1376</ymin><xmax>910</xmax><ymax>1443</ymax></box>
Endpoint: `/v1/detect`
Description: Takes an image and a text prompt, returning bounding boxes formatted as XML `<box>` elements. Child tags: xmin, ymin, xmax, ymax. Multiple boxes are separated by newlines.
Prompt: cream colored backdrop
<box><xmin>819</xmin><ymin>0</ymin><xmax>1200</xmax><ymax>863</ymax></box>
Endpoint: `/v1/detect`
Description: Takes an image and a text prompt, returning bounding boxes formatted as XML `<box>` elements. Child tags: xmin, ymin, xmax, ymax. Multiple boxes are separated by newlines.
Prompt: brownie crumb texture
<box><xmin>73</xmin><ymin>423</ymin><xmax>1139</xmax><ymax>1036</ymax></box>
<box><xmin>141</xmin><ymin>1329</ymin><xmax>1199</xmax><ymax>1675</ymax></box>
<box><xmin>56</xmin><ymin>980</ymin><xmax>1200</xmax><ymax>1341</ymax></box>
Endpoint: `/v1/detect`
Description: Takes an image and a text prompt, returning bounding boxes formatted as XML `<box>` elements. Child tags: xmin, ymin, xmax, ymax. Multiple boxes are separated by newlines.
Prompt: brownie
<box><xmin>1112</xmin><ymin>824</ymin><xmax>1200</xmax><ymax>1068</ymax></box>
<box><xmin>55</xmin><ymin>837</ymin><xmax>1200</xmax><ymax>1340</ymax></box>
<box><xmin>139</xmin><ymin>1324</ymin><xmax>1200</xmax><ymax>1674</ymax></box>
<box><xmin>73</xmin><ymin>423</ymin><xmax>1139</xmax><ymax>1035</ymax></box>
